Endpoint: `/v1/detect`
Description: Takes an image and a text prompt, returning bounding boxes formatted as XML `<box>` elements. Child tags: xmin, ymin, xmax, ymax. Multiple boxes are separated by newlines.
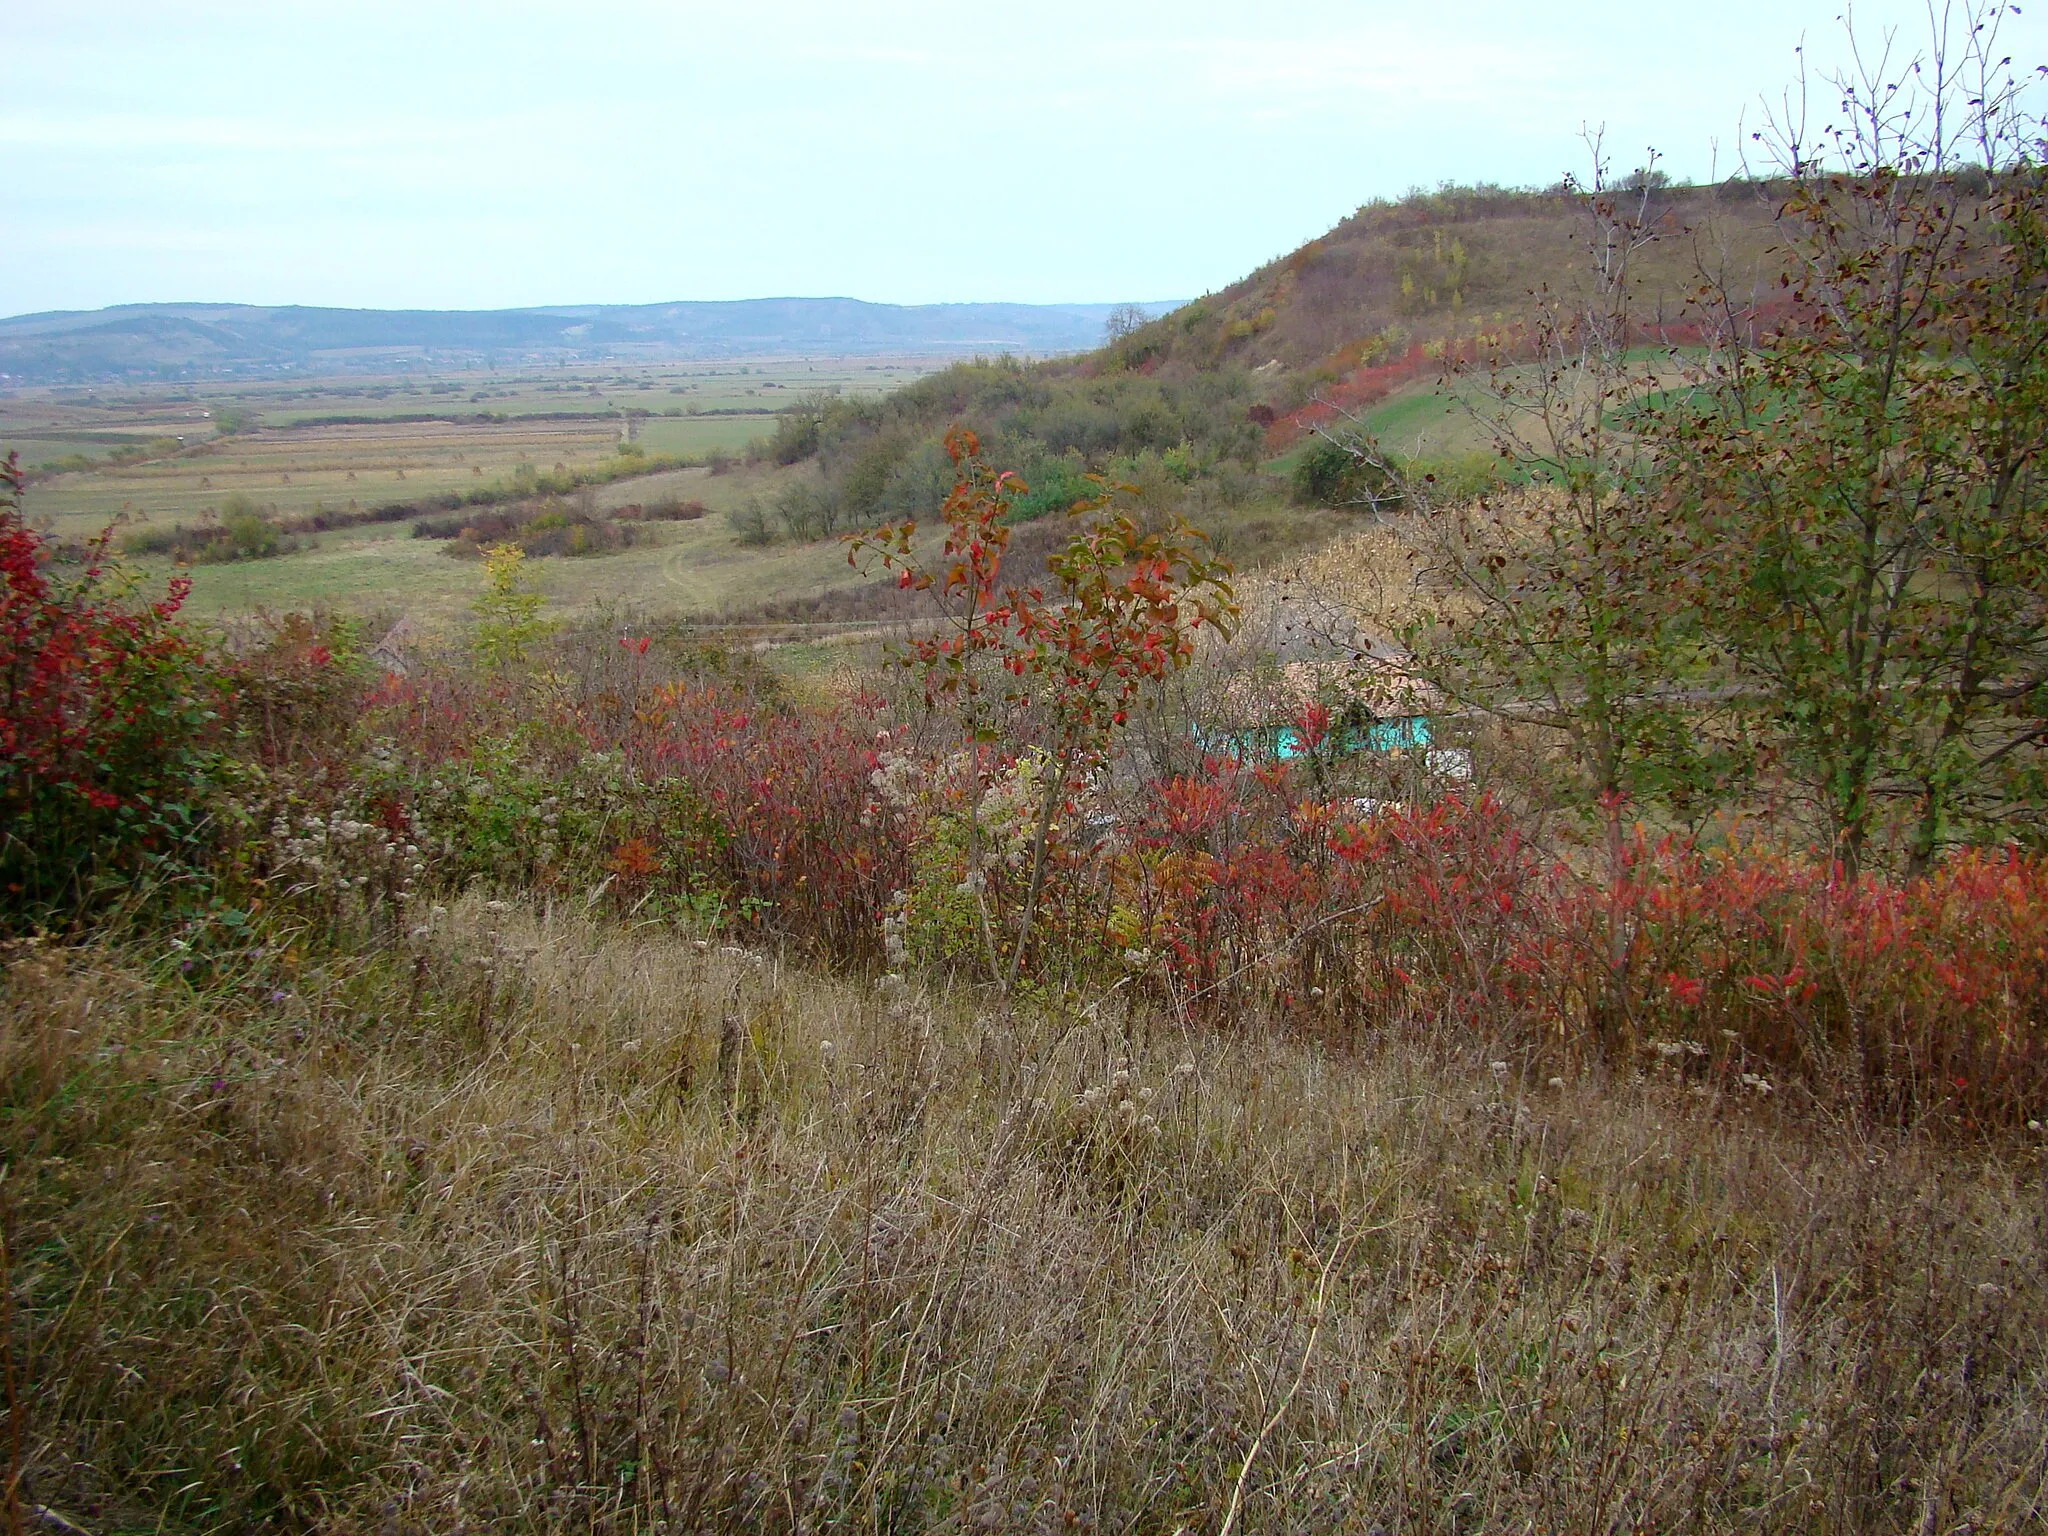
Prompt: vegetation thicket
<box><xmin>5</xmin><ymin>10</ymin><xmax>2048</xmax><ymax>1533</ymax></box>
<box><xmin>745</xmin><ymin>173</ymin><xmax>1787</xmax><ymax>545</ymax></box>
<box><xmin>0</xmin><ymin>454</ymin><xmax>236</xmax><ymax>918</ymax></box>
<box><xmin>1327</xmin><ymin>17</ymin><xmax>2048</xmax><ymax>881</ymax></box>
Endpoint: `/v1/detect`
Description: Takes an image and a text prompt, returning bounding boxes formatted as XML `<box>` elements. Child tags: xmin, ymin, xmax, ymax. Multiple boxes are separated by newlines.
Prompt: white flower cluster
<box><xmin>881</xmin><ymin>891</ymin><xmax>910</xmax><ymax>967</ymax></box>
<box><xmin>271</xmin><ymin>809</ymin><xmax>425</xmax><ymax>901</ymax></box>
<box><xmin>1646</xmin><ymin>1038</ymin><xmax>1709</xmax><ymax>1061</ymax></box>
<box><xmin>1064</xmin><ymin>1066</ymin><xmax>1165</xmax><ymax>1140</ymax></box>
<box><xmin>876</xmin><ymin>967</ymin><xmax>933</xmax><ymax>1042</ymax></box>
<box><xmin>975</xmin><ymin>751</ymin><xmax>1056</xmax><ymax>870</ymax></box>
<box><xmin>867</xmin><ymin>749</ymin><xmax>924</xmax><ymax>818</ymax></box>
<box><xmin>532</xmin><ymin>794</ymin><xmax>563</xmax><ymax>866</ymax></box>
<box><xmin>407</xmin><ymin>903</ymin><xmax>452</xmax><ymax>942</ymax></box>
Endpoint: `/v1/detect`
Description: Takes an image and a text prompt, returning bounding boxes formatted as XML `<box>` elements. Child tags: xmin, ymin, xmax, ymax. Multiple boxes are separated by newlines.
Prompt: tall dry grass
<box><xmin>5</xmin><ymin>898</ymin><xmax>2045</xmax><ymax>1533</ymax></box>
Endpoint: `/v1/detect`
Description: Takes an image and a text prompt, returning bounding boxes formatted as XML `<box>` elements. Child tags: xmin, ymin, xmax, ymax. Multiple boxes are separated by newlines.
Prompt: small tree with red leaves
<box><xmin>850</xmin><ymin>428</ymin><xmax>1237</xmax><ymax>991</ymax></box>
<box><xmin>0</xmin><ymin>453</ymin><xmax>232</xmax><ymax>921</ymax></box>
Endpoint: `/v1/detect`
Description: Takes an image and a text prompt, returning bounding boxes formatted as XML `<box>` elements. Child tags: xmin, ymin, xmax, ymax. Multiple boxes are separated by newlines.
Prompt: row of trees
<box><xmin>1337</xmin><ymin>6</ymin><xmax>2048</xmax><ymax>875</ymax></box>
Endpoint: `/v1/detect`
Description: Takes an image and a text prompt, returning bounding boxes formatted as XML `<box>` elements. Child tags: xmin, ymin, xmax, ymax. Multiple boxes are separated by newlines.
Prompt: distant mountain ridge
<box><xmin>0</xmin><ymin>298</ymin><xmax>1185</xmax><ymax>384</ymax></box>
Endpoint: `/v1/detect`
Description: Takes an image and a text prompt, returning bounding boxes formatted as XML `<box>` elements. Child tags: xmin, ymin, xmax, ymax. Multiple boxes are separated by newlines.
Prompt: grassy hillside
<box><xmin>2</xmin><ymin>188</ymin><xmax>1787</xmax><ymax>633</ymax></box>
<box><xmin>757</xmin><ymin>182</ymin><xmax>1790</xmax><ymax>548</ymax></box>
<box><xmin>1115</xmin><ymin>182</ymin><xmax>1782</xmax><ymax>386</ymax></box>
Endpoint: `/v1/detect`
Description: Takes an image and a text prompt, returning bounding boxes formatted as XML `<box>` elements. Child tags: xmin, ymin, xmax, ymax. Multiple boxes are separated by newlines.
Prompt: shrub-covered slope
<box><xmin>761</xmin><ymin>183</ymin><xmax>1788</xmax><ymax>535</ymax></box>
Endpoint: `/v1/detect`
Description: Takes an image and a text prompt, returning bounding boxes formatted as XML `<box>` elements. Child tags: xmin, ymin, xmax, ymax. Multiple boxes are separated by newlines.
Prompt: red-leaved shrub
<box><xmin>1098</xmin><ymin>751</ymin><xmax>2047</xmax><ymax>1126</ymax></box>
<box><xmin>628</xmin><ymin>681</ymin><xmax>912</xmax><ymax>960</ymax></box>
<box><xmin>0</xmin><ymin>453</ymin><xmax>232</xmax><ymax>920</ymax></box>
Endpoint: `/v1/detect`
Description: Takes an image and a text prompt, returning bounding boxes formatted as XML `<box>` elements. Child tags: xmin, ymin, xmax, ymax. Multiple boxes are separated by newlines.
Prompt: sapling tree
<box><xmin>1000</xmin><ymin>479</ymin><xmax>1238</xmax><ymax>988</ymax></box>
<box><xmin>1664</xmin><ymin>3</ymin><xmax>2048</xmax><ymax>872</ymax></box>
<box><xmin>1319</xmin><ymin>141</ymin><xmax>1730</xmax><ymax>830</ymax></box>
<box><xmin>849</xmin><ymin>428</ymin><xmax>1237</xmax><ymax>992</ymax></box>
<box><xmin>849</xmin><ymin>429</ymin><xmax>1024</xmax><ymax>975</ymax></box>
<box><xmin>470</xmin><ymin>542</ymin><xmax>553</xmax><ymax>668</ymax></box>
<box><xmin>1104</xmin><ymin>304</ymin><xmax>1151</xmax><ymax>345</ymax></box>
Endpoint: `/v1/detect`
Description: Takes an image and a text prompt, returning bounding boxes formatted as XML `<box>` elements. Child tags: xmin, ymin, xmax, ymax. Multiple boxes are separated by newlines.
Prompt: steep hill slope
<box><xmin>1109</xmin><ymin>181</ymin><xmax>1788</xmax><ymax>436</ymax></box>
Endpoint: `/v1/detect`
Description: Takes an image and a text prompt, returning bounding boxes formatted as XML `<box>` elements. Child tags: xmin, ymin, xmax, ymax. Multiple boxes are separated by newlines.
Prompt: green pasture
<box><xmin>632</xmin><ymin>414</ymin><xmax>768</xmax><ymax>456</ymax></box>
<box><xmin>6</xmin><ymin>438</ymin><xmax>120</xmax><ymax>468</ymax></box>
<box><xmin>1278</xmin><ymin>357</ymin><xmax>1710</xmax><ymax>474</ymax></box>
<box><xmin>1358</xmin><ymin>381</ymin><xmax>1493</xmax><ymax>458</ymax></box>
<box><xmin>154</xmin><ymin>357</ymin><xmax>936</xmax><ymax>428</ymax></box>
<box><xmin>132</xmin><ymin>458</ymin><xmax>893</xmax><ymax>627</ymax></box>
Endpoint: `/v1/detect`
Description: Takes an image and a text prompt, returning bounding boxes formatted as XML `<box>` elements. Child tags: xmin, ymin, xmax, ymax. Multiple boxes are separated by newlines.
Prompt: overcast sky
<box><xmin>6</xmin><ymin>1</ymin><xmax>2042</xmax><ymax>315</ymax></box>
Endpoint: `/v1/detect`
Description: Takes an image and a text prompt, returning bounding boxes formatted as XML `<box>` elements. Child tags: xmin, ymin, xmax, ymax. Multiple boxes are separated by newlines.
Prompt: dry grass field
<box><xmin>29</xmin><ymin>416</ymin><xmax>634</xmax><ymax>535</ymax></box>
<box><xmin>8</xmin><ymin>894</ymin><xmax>2042</xmax><ymax>1533</ymax></box>
<box><xmin>3</xmin><ymin>358</ymin><xmax>941</xmax><ymax>536</ymax></box>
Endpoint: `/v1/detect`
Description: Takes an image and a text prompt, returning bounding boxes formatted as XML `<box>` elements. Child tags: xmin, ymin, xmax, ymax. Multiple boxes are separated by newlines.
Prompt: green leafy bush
<box><xmin>122</xmin><ymin>495</ymin><xmax>304</xmax><ymax>563</ymax></box>
<box><xmin>413</xmin><ymin>497</ymin><xmax>646</xmax><ymax>558</ymax></box>
<box><xmin>1290</xmin><ymin>438</ymin><xmax>1397</xmax><ymax>508</ymax></box>
<box><xmin>1003</xmin><ymin>456</ymin><xmax>1093</xmax><ymax>523</ymax></box>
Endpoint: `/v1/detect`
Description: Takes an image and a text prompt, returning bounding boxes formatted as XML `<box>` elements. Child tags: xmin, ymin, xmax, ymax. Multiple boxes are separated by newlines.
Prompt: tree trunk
<box><xmin>1003</xmin><ymin>742</ymin><xmax>1078</xmax><ymax>997</ymax></box>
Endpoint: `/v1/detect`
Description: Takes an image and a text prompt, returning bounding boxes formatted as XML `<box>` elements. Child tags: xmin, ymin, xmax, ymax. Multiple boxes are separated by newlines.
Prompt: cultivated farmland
<box><xmin>2</xmin><ymin>356</ymin><xmax>961</xmax><ymax>625</ymax></box>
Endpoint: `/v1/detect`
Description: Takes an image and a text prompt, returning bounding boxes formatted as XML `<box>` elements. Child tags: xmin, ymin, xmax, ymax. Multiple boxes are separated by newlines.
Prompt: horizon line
<box><xmin>1</xmin><ymin>295</ymin><xmax>1196</xmax><ymax>326</ymax></box>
